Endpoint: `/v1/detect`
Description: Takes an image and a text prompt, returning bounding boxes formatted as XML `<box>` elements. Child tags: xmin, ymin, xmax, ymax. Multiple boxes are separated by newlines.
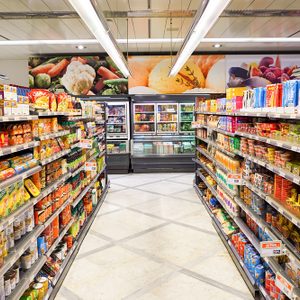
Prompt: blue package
<box><xmin>284</xmin><ymin>80</ymin><xmax>298</xmax><ymax>107</ymax></box>
<box><xmin>254</xmin><ymin>87</ymin><xmax>265</xmax><ymax>108</ymax></box>
<box><xmin>255</xmin><ymin>264</ymin><xmax>265</xmax><ymax>285</ymax></box>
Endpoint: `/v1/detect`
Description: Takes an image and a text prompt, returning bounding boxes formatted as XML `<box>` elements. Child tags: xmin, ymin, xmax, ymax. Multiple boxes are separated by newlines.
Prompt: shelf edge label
<box><xmin>275</xmin><ymin>272</ymin><xmax>294</xmax><ymax>298</ymax></box>
<box><xmin>260</xmin><ymin>240</ymin><xmax>283</xmax><ymax>257</ymax></box>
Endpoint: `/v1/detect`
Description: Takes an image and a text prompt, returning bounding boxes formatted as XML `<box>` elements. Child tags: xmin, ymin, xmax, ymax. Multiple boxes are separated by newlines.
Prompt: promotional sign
<box><xmin>85</xmin><ymin>161</ymin><xmax>97</xmax><ymax>172</ymax></box>
<box><xmin>275</xmin><ymin>272</ymin><xmax>294</xmax><ymax>298</ymax></box>
<box><xmin>226</xmin><ymin>54</ymin><xmax>300</xmax><ymax>89</ymax></box>
<box><xmin>260</xmin><ymin>240</ymin><xmax>283</xmax><ymax>257</ymax></box>
<box><xmin>227</xmin><ymin>173</ymin><xmax>243</xmax><ymax>185</ymax></box>
<box><xmin>79</xmin><ymin>139</ymin><xmax>93</xmax><ymax>149</ymax></box>
<box><xmin>29</xmin><ymin>55</ymin><xmax>128</xmax><ymax>95</ymax></box>
<box><xmin>128</xmin><ymin>55</ymin><xmax>226</xmax><ymax>94</ymax></box>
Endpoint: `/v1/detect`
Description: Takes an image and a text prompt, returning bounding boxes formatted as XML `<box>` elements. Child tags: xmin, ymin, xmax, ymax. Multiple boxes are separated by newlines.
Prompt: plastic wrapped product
<box><xmin>283</xmin><ymin>80</ymin><xmax>298</xmax><ymax>107</ymax></box>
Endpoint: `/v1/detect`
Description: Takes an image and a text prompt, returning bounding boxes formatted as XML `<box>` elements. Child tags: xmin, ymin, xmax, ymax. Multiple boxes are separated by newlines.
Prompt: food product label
<box><xmin>79</xmin><ymin>139</ymin><xmax>92</xmax><ymax>149</ymax></box>
<box><xmin>260</xmin><ymin>240</ymin><xmax>283</xmax><ymax>257</ymax></box>
<box><xmin>227</xmin><ymin>173</ymin><xmax>243</xmax><ymax>185</ymax></box>
<box><xmin>85</xmin><ymin>161</ymin><xmax>97</xmax><ymax>172</ymax></box>
<box><xmin>275</xmin><ymin>272</ymin><xmax>294</xmax><ymax>298</ymax></box>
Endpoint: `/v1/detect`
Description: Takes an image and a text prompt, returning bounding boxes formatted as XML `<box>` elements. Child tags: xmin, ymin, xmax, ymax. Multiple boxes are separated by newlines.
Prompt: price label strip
<box><xmin>79</xmin><ymin>139</ymin><xmax>93</xmax><ymax>149</ymax></box>
<box><xmin>85</xmin><ymin>161</ymin><xmax>97</xmax><ymax>172</ymax></box>
<box><xmin>227</xmin><ymin>173</ymin><xmax>243</xmax><ymax>185</ymax></box>
<box><xmin>275</xmin><ymin>272</ymin><xmax>294</xmax><ymax>299</ymax></box>
<box><xmin>260</xmin><ymin>240</ymin><xmax>283</xmax><ymax>257</ymax></box>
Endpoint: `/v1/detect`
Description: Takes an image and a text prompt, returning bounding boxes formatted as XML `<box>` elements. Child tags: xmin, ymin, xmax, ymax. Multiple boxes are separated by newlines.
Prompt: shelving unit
<box><xmin>0</xmin><ymin>101</ymin><xmax>108</xmax><ymax>299</ymax></box>
<box><xmin>194</xmin><ymin>95</ymin><xmax>300</xmax><ymax>300</ymax></box>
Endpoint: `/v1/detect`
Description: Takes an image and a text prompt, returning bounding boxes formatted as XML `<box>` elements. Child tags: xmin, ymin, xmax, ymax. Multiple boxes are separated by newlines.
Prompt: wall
<box><xmin>0</xmin><ymin>59</ymin><xmax>28</xmax><ymax>87</ymax></box>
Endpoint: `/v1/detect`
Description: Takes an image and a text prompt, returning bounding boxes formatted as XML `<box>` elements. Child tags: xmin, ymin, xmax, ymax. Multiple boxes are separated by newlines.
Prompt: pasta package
<box><xmin>56</xmin><ymin>93</ymin><xmax>69</xmax><ymax>112</ymax></box>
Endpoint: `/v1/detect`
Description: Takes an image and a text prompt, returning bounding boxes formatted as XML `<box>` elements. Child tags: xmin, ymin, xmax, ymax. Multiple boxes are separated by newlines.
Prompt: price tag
<box><xmin>79</xmin><ymin>139</ymin><xmax>92</xmax><ymax>149</ymax></box>
<box><xmin>85</xmin><ymin>161</ymin><xmax>97</xmax><ymax>172</ymax></box>
<box><xmin>260</xmin><ymin>240</ymin><xmax>283</xmax><ymax>257</ymax></box>
<box><xmin>227</xmin><ymin>173</ymin><xmax>243</xmax><ymax>185</ymax></box>
<box><xmin>275</xmin><ymin>273</ymin><xmax>294</xmax><ymax>298</ymax></box>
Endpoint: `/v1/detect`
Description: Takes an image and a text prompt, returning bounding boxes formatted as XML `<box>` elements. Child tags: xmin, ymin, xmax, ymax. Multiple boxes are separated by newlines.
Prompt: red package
<box><xmin>27</xmin><ymin>89</ymin><xmax>50</xmax><ymax>110</ymax></box>
<box><xmin>49</xmin><ymin>92</ymin><xmax>57</xmax><ymax>112</ymax></box>
<box><xmin>56</xmin><ymin>93</ymin><xmax>69</xmax><ymax>112</ymax></box>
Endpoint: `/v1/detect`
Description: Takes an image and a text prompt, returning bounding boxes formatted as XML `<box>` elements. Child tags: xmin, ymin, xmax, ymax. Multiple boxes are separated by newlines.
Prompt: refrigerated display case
<box><xmin>179</xmin><ymin>103</ymin><xmax>194</xmax><ymax>133</ymax></box>
<box><xmin>106</xmin><ymin>100</ymin><xmax>131</xmax><ymax>173</ymax></box>
<box><xmin>131</xmin><ymin>95</ymin><xmax>196</xmax><ymax>172</ymax></box>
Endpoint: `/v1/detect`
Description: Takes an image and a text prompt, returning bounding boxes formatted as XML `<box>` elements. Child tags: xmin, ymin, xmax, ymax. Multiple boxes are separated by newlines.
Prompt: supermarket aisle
<box><xmin>56</xmin><ymin>173</ymin><xmax>253</xmax><ymax>300</ymax></box>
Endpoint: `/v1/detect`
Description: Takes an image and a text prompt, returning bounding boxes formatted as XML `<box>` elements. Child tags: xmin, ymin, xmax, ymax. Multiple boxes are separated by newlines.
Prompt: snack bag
<box><xmin>49</xmin><ymin>92</ymin><xmax>57</xmax><ymax>112</ymax></box>
<box><xmin>56</xmin><ymin>93</ymin><xmax>69</xmax><ymax>112</ymax></box>
<box><xmin>27</xmin><ymin>89</ymin><xmax>50</xmax><ymax>110</ymax></box>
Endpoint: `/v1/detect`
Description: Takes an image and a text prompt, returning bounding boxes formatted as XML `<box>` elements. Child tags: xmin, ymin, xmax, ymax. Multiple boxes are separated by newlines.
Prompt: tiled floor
<box><xmin>56</xmin><ymin>173</ymin><xmax>253</xmax><ymax>300</ymax></box>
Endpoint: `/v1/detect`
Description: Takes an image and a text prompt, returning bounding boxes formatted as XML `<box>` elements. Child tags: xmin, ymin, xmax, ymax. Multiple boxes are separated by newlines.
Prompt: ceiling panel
<box><xmin>150</xmin><ymin>0</ymin><xmax>171</xmax><ymax>10</ymax></box>
<box><xmin>41</xmin><ymin>0</ymin><xmax>73</xmax><ymax>11</ymax></box>
<box><xmin>132</xmin><ymin>19</ymin><xmax>149</xmax><ymax>38</ymax></box>
<box><xmin>128</xmin><ymin>0</ymin><xmax>148</xmax><ymax>10</ymax></box>
<box><xmin>19</xmin><ymin>0</ymin><xmax>50</xmax><ymax>11</ymax></box>
<box><xmin>97</xmin><ymin>0</ymin><xmax>129</xmax><ymax>11</ymax></box>
<box><xmin>0</xmin><ymin>0</ymin><xmax>29</xmax><ymax>11</ymax></box>
<box><xmin>61</xmin><ymin>19</ymin><xmax>93</xmax><ymax>39</ymax></box>
<box><xmin>226</xmin><ymin>0</ymin><xmax>254</xmax><ymax>10</ymax></box>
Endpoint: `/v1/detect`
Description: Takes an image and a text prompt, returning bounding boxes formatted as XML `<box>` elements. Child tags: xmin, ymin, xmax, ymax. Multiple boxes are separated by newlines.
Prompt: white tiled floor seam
<box><xmin>56</xmin><ymin>173</ymin><xmax>254</xmax><ymax>300</ymax></box>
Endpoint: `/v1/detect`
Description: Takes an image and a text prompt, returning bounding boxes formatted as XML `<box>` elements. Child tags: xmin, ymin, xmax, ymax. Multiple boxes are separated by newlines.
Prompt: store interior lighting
<box><xmin>169</xmin><ymin>0</ymin><xmax>231</xmax><ymax>77</ymax></box>
<box><xmin>67</xmin><ymin>0</ymin><xmax>131</xmax><ymax>77</ymax></box>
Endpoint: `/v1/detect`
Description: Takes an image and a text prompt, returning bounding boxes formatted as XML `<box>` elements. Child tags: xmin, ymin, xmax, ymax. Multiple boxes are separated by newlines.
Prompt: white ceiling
<box><xmin>0</xmin><ymin>0</ymin><xmax>300</xmax><ymax>59</ymax></box>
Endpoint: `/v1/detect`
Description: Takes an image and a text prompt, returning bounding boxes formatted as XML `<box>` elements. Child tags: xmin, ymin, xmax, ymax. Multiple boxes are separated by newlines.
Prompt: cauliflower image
<box><xmin>61</xmin><ymin>61</ymin><xmax>96</xmax><ymax>95</ymax></box>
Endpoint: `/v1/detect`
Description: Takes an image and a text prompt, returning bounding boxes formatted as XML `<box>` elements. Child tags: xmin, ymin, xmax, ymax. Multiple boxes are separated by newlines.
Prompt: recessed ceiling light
<box><xmin>213</xmin><ymin>43</ymin><xmax>222</xmax><ymax>48</ymax></box>
<box><xmin>76</xmin><ymin>45</ymin><xmax>86</xmax><ymax>50</ymax></box>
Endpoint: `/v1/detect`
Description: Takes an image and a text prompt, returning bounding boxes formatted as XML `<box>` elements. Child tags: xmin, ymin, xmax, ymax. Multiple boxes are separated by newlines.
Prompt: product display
<box><xmin>131</xmin><ymin>96</ymin><xmax>196</xmax><ymax>172</ymax></box>
<box><xmin>0</xmin><ymin>89</ymin><xmax>108</xmax><ymax>300</ymax></box>
<box><xmin>194</xmin><ymin>82</ymin><xmax>300</xmax><ymax>300</ymax></box>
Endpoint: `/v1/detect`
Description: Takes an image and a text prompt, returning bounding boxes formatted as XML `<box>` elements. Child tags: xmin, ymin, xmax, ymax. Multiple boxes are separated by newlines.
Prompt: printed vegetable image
<box><xmin>29</xmin><ymin>55</ymin><xmax>127</xmax><ymax>95</ymax></box>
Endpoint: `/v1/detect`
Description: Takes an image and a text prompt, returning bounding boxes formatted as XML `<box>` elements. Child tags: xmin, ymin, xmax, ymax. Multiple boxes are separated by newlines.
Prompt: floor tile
<box><xmin>97</xmin><ymin>202</ymin><xmax>121</xmax><ymax>215</ymax></box>
<box><xmin>170</xmin><ymin>188</ymin><xmax>198</xmax><ymax>201</ymax></box>
<box><xmin>176</xmin><ymin>209</ymin><xmax>216</xmax><ymax>232</ymax></box>
<box><xmin>124</xmin><ymin>223</ymin><xmax>224</xmax><ymax>267</ymax></box>
<box><xmin>91</xmin><ymin>209</ymin><xmax>165</xmax><ymax>240</ymax></box>
<box><xmin>112</xmin><ymin>174</ymin><xmax>159</xmax><ymax>187</ymax></box>
<box><xmin>138</xmin><ymin>181</ymin><xmax>189</xmax><ymax>196</ymax></box>
<box><xmin>109</xmin><ymin>182</ymin><xmax>128</xmax><ymax>193</ymax></box>
<box><xmin>56</xmin><ymin>246</ymin><xmax>173</xmax><ymax>300</ymax></box>
<box><xmin>77</xmin><ymin>234</ymin><xmax>110</xmax><ymax>256</ymax></box>
<box><xmin>107</xmin><ymin>188</ymin><xmax>157</xmax><ymax>207</ymax></box>
<box><xmin>189</xmin><ymin>251</ymin><xmax>252</xmax><ymax>293</ymax></box>
<box><xmin>167</xmin><ymin>173</ymin><xmax>194</xmax><ymax>185</ymax></box>
<box><xmin>133</xmin><ymin>272</ymin><xmax>253</xmax><ymax>300</ymax></box>
<box><xmin>131</xmin><ymin>196</ymin><xmax>201</xmax><ymax>220</ymax></box>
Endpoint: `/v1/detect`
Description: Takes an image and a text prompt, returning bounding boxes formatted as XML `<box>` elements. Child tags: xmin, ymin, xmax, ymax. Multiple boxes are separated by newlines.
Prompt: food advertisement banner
<box><xmin>28</xmin><ymin>56</ymin><xmax>128</xmax><ymax>95</ymax></box>
<box><xmin>128</xmin><ymin>55</ymin><xmax>226</xmax><ymax>94</ymax></box>
<box><xmin>226</xmin><ymin>54</ymin><xmax>300</xmax><ymax>89</ymax></box>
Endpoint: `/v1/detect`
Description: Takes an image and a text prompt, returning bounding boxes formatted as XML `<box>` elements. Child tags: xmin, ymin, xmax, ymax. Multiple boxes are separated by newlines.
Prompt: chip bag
<box><xmin>27</xmin><ymin>89</ymin><xmax>50</xmax><ymax>110</ymax></box>
<box><xmin>49</xmin><ymin>92</ymin><xmax>57</xmax><ymax>112</ymax></box>
<box><xmin>56</xmin><ymin>93</ymin><xmax>69</xmax><ymax>112</ymax></box>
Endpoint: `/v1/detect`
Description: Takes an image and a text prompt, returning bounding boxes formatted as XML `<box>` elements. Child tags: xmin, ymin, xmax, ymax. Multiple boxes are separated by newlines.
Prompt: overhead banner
<box><xmin>28</xmin><ymin>55</ymin><xmax>128</xmax><ymax>96</ymax></box>
<box><xmin>226</xmin><ymin>54</ymin><xmax>300</xmax><ymax>89</ymax></box>
<box><xmin>128</xmin><ymin>55</ymin><xmax>226</xmax><ymax>94</ymax></box>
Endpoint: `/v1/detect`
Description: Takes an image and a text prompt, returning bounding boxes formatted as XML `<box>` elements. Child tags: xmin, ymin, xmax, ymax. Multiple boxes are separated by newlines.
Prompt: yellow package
<box><xmin>24</xmin><ymin>178</ymin><xmax>40</xmax><ymax>197</ymax></box>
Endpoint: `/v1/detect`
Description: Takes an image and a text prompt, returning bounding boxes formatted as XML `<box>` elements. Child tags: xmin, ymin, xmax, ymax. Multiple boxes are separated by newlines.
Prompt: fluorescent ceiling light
<box><xmin>213</xmin><ymin>43</ymin><xmax>222</xmax><ymax>48</ymax></box>
<box><xmin>169</xmin><ymin>0</ymin><xmax>230</xmax><ymax>76</ymax></box>
<box><xmin>67</xmin><ymin>0</ymin><xmax>130</xmax><ymax>77</ymax></box>
<box><xmin>0</xmin><ymin>37</ymin><xmax>300</xmax><ymax>46</ymax></box>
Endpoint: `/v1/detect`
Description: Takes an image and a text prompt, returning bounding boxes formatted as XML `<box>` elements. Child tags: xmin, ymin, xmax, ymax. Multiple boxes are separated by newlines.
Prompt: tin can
<box><xmin>32</xmin><ymin>282</ymin><xmax>44</xmax><ymax>300</ymax></box>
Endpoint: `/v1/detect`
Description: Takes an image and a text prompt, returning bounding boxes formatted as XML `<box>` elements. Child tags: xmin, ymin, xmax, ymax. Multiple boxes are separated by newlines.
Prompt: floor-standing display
<box><xmin>106</xmin><ymin>98</ymin><xmax>131</xmax><ymax>173</ymax></box>
<box><xmin>131</xmin><ymin>95</ymin><xmax>196</xmax><ymax>172</ymax></box>
<box><xmin>193</xmin><ymin>85</ymin><xmax>300</xmax><ymax>300</ymax></box>
<box><xmin>0</xmin><ymin>90</ymin><xmax>108</xmax><ymax>300</ymax></box>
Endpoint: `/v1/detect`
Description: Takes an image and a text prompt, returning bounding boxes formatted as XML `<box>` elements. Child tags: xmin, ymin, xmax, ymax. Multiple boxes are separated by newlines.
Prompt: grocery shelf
<box><xmin>195</xmin><ymin>111</ymin><xmax>235</xmax><ymax>116</ymax></box>
<box><xmin>71</xmin><ymin>163</ymin><xmax>85</xmax><ymax>177</ymax></box>
<box><xmin>132</xmin><ymin>153</ymin><xmax>193</xmax><ymax>158</ymax></box>
<box><xmin>0</xmin><ymin>140</ymin><xmax>40</xmax><ymax>157</ymax></box>
<box><xmin>38</xmin><ymin>130</ymin><xmax>70</xmax><ymax>141</ymax></box>
<box><xmin>193</xmin><ymin>158</ymin><xmax>216</xmax><ymax>181</ymax></box>
<box><xmin>258</xmin><ymin>285</ymin><xmax>272</xmax><ymax>300</ymax></box>
<box><xmin>70</xmin><ymin>141</ymin><xmax>80</xmax><ymax>149</ymax></box>
<box><xmin>33</xmin><ymin>172</ymin><xmax>72</xmax><ymax>204</ymax></box>
<box><xmin>209</xmin><ymin>141</ymin><xmax>237</xmax><ymax>158</ymax></box>
<box><xmin>65</xmin><ymin>115</ymin><xmax>94</xmax><ymax>121</ymax></box>
<box><xmin>157</xmin><ymin>121</ymin><xmax>177</xmax><ymax>123</ymax></box>
<box><xmin>48</xmin><ymin>187</ymin><xmax>108</xmax><ymax>300</ymax></box>
<box><xmin>0</xmin><ymin>115</ymin><xmax>38</xmax><ymax>122</ymax></box>
<box><xmin>71</xmin><ymin>166</ymin><xmax>105</xmax><ymax>208</ymax></box>
<box><xmin>0</xmin><ymin>165</ymin><xmax>42</xmax><ymax>190</ymax></box>
<box><xmin>235</xmin><ymin>150</ymin><xmax>300</xmax><ymax>185</ymax></box>
<box><xmin>194</xmin><ymin>184</ymin><xmax>214</xmax><ymax>218</ymax></box>
<box><xmin>268</xmin><ymin>112</ymin><xmax>300</xmax><ymax>119</ymax></box>
<box><xmin>37</xmin><ymin>111</ymin><xmax>66</xmax><ymax>117</ymax></box>
<box><xmin>43</xmin><ymin>197</ymin><xmax>72</xmax><ymax>229</ymax></box>
<box><xmin>235</xmin><ymin>111</ymin><xmax>268</xmax><ymax>117</ymax></box>
<box><xmin>243</xmin><ymin>179</ymin><xmax>300</xmax><ymax>229</ymax></box>
<box><xmin>195</xmin><ymin>136</ymin><xmax>210</xmax><ymax>143</ymax></box>
<box><xmin>210</xmin><ymin>127</ymin><xmax>235</xmax><ymax>137</ymax></box>
<box><xmin>235</xmin><ymin>131</ymin><xmax>300</xmax><ymax>153</ymax></box>
<box><xmin>134</xmin><ymin>121</ymin><xmax>155</xmax><ymax>123</ymax></box>
<box><xmin>196</xmin><ymin>169</ymin><xmax>218</xmax><ymax>198</ymax></box>
<box><xmin>217</xmin><ymin>178</ymin><xmax>237</xmax><ymax>198</ymax></box>
<box><xmin>196</xmin><ymin>146</ymin><xmax>213</xmax><ymax>161</ymax></box>
<box><xmin>0</xmin><ymin>224</ymin><xmax>44</xmax><ymax>278</ymax></box>
<box><xmin>107</xmin><ymin>122</ymin><xmax>125</xmax><ymax>125</ymax></box>
<box><xmin>6</xmin><ymin>255</ymin><xmax>47</xmax><ymax>300</ymax></box>
<box><xmin>40</xmin><ymin>149</ymin><xmax>71</xmax><ymax>166</ymax></box>
<box><xmin>46</xmin><ymin>218</ymin><xmax>75</xmax><ymax>257</ymax></box>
